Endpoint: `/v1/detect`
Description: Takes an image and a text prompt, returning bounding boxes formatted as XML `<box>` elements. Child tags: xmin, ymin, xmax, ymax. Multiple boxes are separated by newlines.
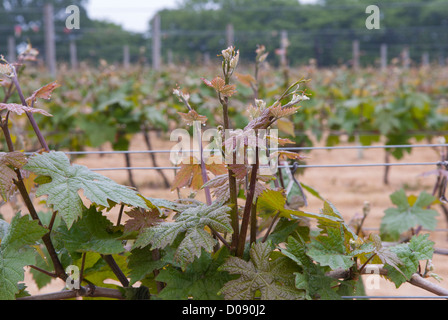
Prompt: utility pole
<box><xmin>44</xmin><ymin>3</ymin><xmax>57</xmax><ymax>77</ymax></box>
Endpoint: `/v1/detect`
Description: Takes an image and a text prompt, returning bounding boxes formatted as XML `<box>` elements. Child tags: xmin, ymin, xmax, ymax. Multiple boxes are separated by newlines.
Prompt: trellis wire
<box><xmin>89</xmin><ymin>162</ymin><xmax>447</xmax><ymax>171</ymax></box>
<box><xmin>31</xmin><ymin>143</ymin><xmax>448</xmax><ymax>156</ymax></box>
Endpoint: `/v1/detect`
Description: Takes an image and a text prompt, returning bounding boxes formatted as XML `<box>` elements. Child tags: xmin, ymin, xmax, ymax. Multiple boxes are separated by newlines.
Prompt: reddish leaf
<box><xmin>0</xmin><ymin>103</ymin><xmax>52</xmax><ymax>117</ymax></box>
<box><xmin>124</xmin><ymin>208</ymin><xmax>163</xmax><ymax>234</ymax></box>
<box><xmin>171</xmin><ymin>157</ymin><xmax>226</xmax><ymax>191</ymax></box>
<box><xmin>26</xmin><ymin>81</ymin><xmax>60</xmax><ymax>105</ymax></box>
<box><xmin>178</xmin><ymin>110</ymin><xmax>208</xmax><ymax>125</ymax></box>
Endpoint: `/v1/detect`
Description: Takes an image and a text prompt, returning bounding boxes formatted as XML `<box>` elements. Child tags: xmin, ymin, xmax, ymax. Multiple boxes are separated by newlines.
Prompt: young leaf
<box><xmin>0</xmin><ymin>152</ymin><xmax>27</xmax><ymax>201</ymax></box>
<box><xmin>177</xmin><ymin>110</ymin><xmax>207</xmax><ymax>126</ymax></box>
<box><xmin>0</xmin><ymin>214</ymin><xmax>47</xmax><ymax>300</ymax></box>
<box><xmin>306</xmin><ymin>227</ymin><xmax>354</xmax><ymax>270</ymax></box>
<box><xmin>380</xmin><ymin>189</ymin><xmax>438</xmax><ymax>239</ymax></box>
<box><xmin>282</xmin><ymin>236</ymin><xmax>340</xmax><ymax>300</ymax></box>
<box><xmin>24</xmin><ymin>151</ymin><xmax>147</xmax><ymax>228</ymax></box>
<box><xmin>171</xmin><ymin>157</ymin><xmax>226</xmax><ymax>191</ymax></box>
<box><xmin>384</xmin><ymin>234</ymin><xmax>435</xmax><ymax>287</ymax></box>
<box><xmin>134</xmin><ymin>201</ymin><xmax>232</xmax><ymax>270</ymax></box>
<box><xmin>26</xmin><ymin>81</ymin><xmax>61</xmax><ymax>105</ymax></box>
<box><xmin>0</xmin><ymin>103</ymin><xmax>52</xmax><ymax>117</ymax></box>
<box><xmin>124</xmin><ymin>207</ymin><xmax>163</xmax><ymax>234</ymax></box>
<box><xmin>219</xmin><ymin>242</ymin><xmax>304</xmax><ymax>300</ymax></box>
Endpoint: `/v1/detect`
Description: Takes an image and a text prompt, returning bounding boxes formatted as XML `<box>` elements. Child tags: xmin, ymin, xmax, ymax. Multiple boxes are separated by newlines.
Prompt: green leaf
<box><xmin>127</xmin><ymin>247</ymin><xmax>169</xmax><ymax>285</ymax></box>
<box><xmin>24</xmin><ymin>151</ymin><xmax>147</xmax><ymax>228</ymax></box>
<box><xmin>381</xmin><ymin>189</ymin><xmax>438</xmax><ymax>239</ymax></box>
<box><xmin>52</xmin><ymin>206</ymin><xmax>124</xmax><ymax>255</ymax></box>
<box><xmin>258</xmin><ymin>190</ymin><xmax>343</xmax><ymax>225</ymax></box>
<box><xmin>135</xmin><ymin>201</ymin><xmax>232</xmax><ymax>270</ymax></box>
<box><xmin>156</xmin><ymin>248</ymin><xmax>231</xmax><ymax>300</ymax></box>
<box><xmin>282</xmin><ymin>237</ymin><xmax>339</xmax><ymax>300</ymax></box>
<box><xmin>219</xmin><ymin>242</ymin><xmax>304</xmax><ymax>300</ymax></box>
<box><xmin>385</xmin><ymin>234</ymin><xmax>435</xmax><ymax>288</ymax></box>
<box><xmin>0</xmin><ymin>214</ymin><xmax>47</xmax><ymax>300</ymax></box>
<box><xmin>306</xmin><ymin>227</ymin><xmax>354</xmax><ymax>270</ymax></box>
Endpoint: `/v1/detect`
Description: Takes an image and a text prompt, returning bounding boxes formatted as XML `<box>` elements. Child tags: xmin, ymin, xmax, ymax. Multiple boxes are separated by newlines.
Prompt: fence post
<box><xmin>226</xmin><ymin>24</ymin><xmax>234</xmax><ymax>47</ymax></box>
<box><xmin>352</xmin><ymin>40</ymin><xmax>360</xmax><ymax>71</ymax></box>
<box><xmin>123</xmin><ymin>45</ymin><xmax>130</xmax><ymax>69</ymax></box>
<box><xmin>7</xmin><ymin>36</ymin><xmax>16</xmax><ymax>62</ymax></box>
<box><xmin>402</xmin><ymin>47</ymin><xmax>410</xmax><ymax>69</ymax></box>
<box><xmin>152</xmin><ymin>14</ymin><xmax>161</xmax><ymax>71</ymax></box>
<box><xmin>69</xmin><ymin>39</ymin><xmax>78</xmax><ymax>70</ymax></box>
<box><xmin>380</xmin><ymin>43</ymin><xmax>387</xmax><ymax>71</ymax></box>
<box><xmin>421</xmin><ymin>52</ymin><xmax>429</xmax><ymax>67</ymax></box>
<box><xmin>280</xmin><ymin>30</ymin><xmax>289</xmax><ymax>68</ymax></box>
<box><xmin>43</xmin><ymin>3</ymin><xmax>57</xmax><ymax>77</ymax></box>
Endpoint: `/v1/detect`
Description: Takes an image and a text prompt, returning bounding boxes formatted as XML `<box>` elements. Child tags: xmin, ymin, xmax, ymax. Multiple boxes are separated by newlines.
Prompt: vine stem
<box><xmin>236</xmin><ymin>146</ymin><xmax>259</xmax><ymax>257</ymax></box>
<box><xmin>17</xmin><ymin>286</ymin><xmax>125</xmax><ymax>300</ymax></box>
<box><xmin>10</xmin><ymin>70</ymin><xmax>50</xmax><ymax>152</ymax></box>
<box><xmin>221</xmin><ymin>71</ymin><xmax>240</xmax><ymax>251</ymax></box>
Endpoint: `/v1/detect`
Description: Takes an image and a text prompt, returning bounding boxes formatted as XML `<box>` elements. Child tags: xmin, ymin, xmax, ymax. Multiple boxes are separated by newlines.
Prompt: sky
<box><xmin>86</xmin><ymin>0</ymin><xmax>317</xmax><ymax>33</ymax></box>
<box><xmin>85</xmin><ymin>0</ymin><xmax>180</xmax><ymax>33</ymax></box>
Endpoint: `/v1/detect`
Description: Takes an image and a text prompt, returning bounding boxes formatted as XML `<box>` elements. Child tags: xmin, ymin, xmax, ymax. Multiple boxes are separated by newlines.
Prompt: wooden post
<box><xmin>402</xmin><ymin>47</ymin><xmax>410</xmax><ymax>69</ymax></box>
<box><xmin>352</xmin><ymin>40</ymin><xmax>360</xmax><ymax>71</ymax></box>
<box><xmin>7</xmin><ymin>36</ymin><xmax>16</xmax><ymax>62</ymax></box>
<box><xmin>422</xmin><ymin>52</ymin><xmax>429</xmax><ymax>67</ymax></box>
<box><xmin>152</xmin><ymin>14</ymin><xmax>161</xmax><ymax>71</ymax></box>
<box><xmin>69</xmin><ymin>39</ymin><xmax>78</xmax><ymax>70</ymax></box>
<box><xmin>167</xmin><ymin>49</ymin><xmax>173</xmax><ymax>66</ymax></box>
<box><xmin>280</xmin><ymin>30</ymin><xmax>289</xmax><ymax>68</ymax></box>
<box><xmin>44</xmin><ymin>3</ymin><xmax>57</xmax><ymax>76</ymax></box>
<box><xmin>226</xmin><ymin>24</ymin><xmax>234</xmax><ymax>48</ymax></box>
<box><xmin>380</xmin><ymin>43</ymin><xmax>387</xmax><ymax>71</ymax></box>
<box><xmin>123</xmin><ymin>45</ymin><xmax>130</xmax><ymax>69</ymax></box>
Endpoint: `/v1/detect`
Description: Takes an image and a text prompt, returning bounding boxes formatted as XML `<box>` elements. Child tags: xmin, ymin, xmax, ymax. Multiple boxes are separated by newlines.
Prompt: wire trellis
<box><xmin>32</xmin><ymin>143</ymin><xmax>447</xmax><ymax>172</ymax></box>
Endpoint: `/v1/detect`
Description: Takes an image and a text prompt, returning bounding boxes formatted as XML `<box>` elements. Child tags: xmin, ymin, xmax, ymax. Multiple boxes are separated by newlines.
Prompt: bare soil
<box><xmin>2</xmin><ymin>131</ymin><xmax>447</xmax><ymax>299</ymax></box>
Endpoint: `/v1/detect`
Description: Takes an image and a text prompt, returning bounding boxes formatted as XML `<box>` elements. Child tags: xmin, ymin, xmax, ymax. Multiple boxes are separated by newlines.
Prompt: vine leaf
<box><xmin>127</xmin><ymin>247</ymin><xmax>168</xmax><ymax>285</ymax></box>
<box><xmin>384</xmin><ymin>234</ymin><xmax>435</xmax><ymax>287</ymax></box>
<box><xmin>24</xmin><ymin>151</ymin><xmax>148</xmax><ymax>229</ymax></box>
<box><xmin>0</xmin><ymin>103</ymin><xmax>52</xmax><ymax>117</ymax></box>
<box><xmin>124</xmin><ymin>208</ymin><xmax>163</xmax><ymax>234</ymax></box>
<box><xmin>134</xmin><ymin>201</ymin><xmax>232</xmax><ymax>270</ymax></box>
<box><xmin>171</xmin><ymin>157</ymin><xmax>227</xmax><ymax>191</ymax></box>
<box><xmin>201</xmin><ymin>77</ymin><xmax>236</xmax><ymax>98</ymax></box>
<box><xmin>380</xmin><ymin>189</ymin><xmax>438</xmax><ymax>239</ymax></box>
<box><xmin>306</xmin><ymin>227</ymin><xmax>354</xmax><ymax>270</ymax></box>
<box><xmin>0</xmin><ymin>214</ymin><xmax>47</xmax><ymax>300</ymax></box>
<box><xmin>257</xmin><ymin>189</ymin><xmax>343</xmax><ymax>225</ymax></box>
<box><xmin>282</xmin><ymin>236</ymin><xmax>340</xmax><ymax>300</ymax></box>
<box><xmin>0</xmin><ymin>152</ymin><xmax>27</xmax><ymax>201</ymax></box>
<box><xmin>177</xmin><ymin>110</ymin><xmax>207</xmax><ymax>125</ymax></box>
<box><xmin>156</xmin><ymin>248</ymin><xmax>231</xmax><ymax>300</ymax></box>
<box><xmin>52</xmin><ymin>206</ymin><xmax>125</xmax><ymax>255</ymax></box>
<box><xmin>219</xmin><ymin>242</ymin><xmax>304</xmax><ymax>300</ymax></box>
<box><xmin>26</xmin><ymin>81</ymin><xmax>61</xmax><ymax>105</ymax></box>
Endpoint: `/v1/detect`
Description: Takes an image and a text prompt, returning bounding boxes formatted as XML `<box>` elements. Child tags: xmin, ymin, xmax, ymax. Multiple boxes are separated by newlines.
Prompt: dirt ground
<box><xmin>2</xmin><ymin>131</ymin><xmax>448</xmax><ymax>299</ymax></box>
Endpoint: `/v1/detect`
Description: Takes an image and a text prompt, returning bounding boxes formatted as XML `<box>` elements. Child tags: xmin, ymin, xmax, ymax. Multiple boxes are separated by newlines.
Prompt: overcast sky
<box><xmin>85</xmin><ymin>0</ymin><xmax>317</xmax><ymax>33</ymax></box>
<box><xmin>85</xmin><ymin>0</ymin><xmax>180</xmax><ymax>33</ymax></box>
